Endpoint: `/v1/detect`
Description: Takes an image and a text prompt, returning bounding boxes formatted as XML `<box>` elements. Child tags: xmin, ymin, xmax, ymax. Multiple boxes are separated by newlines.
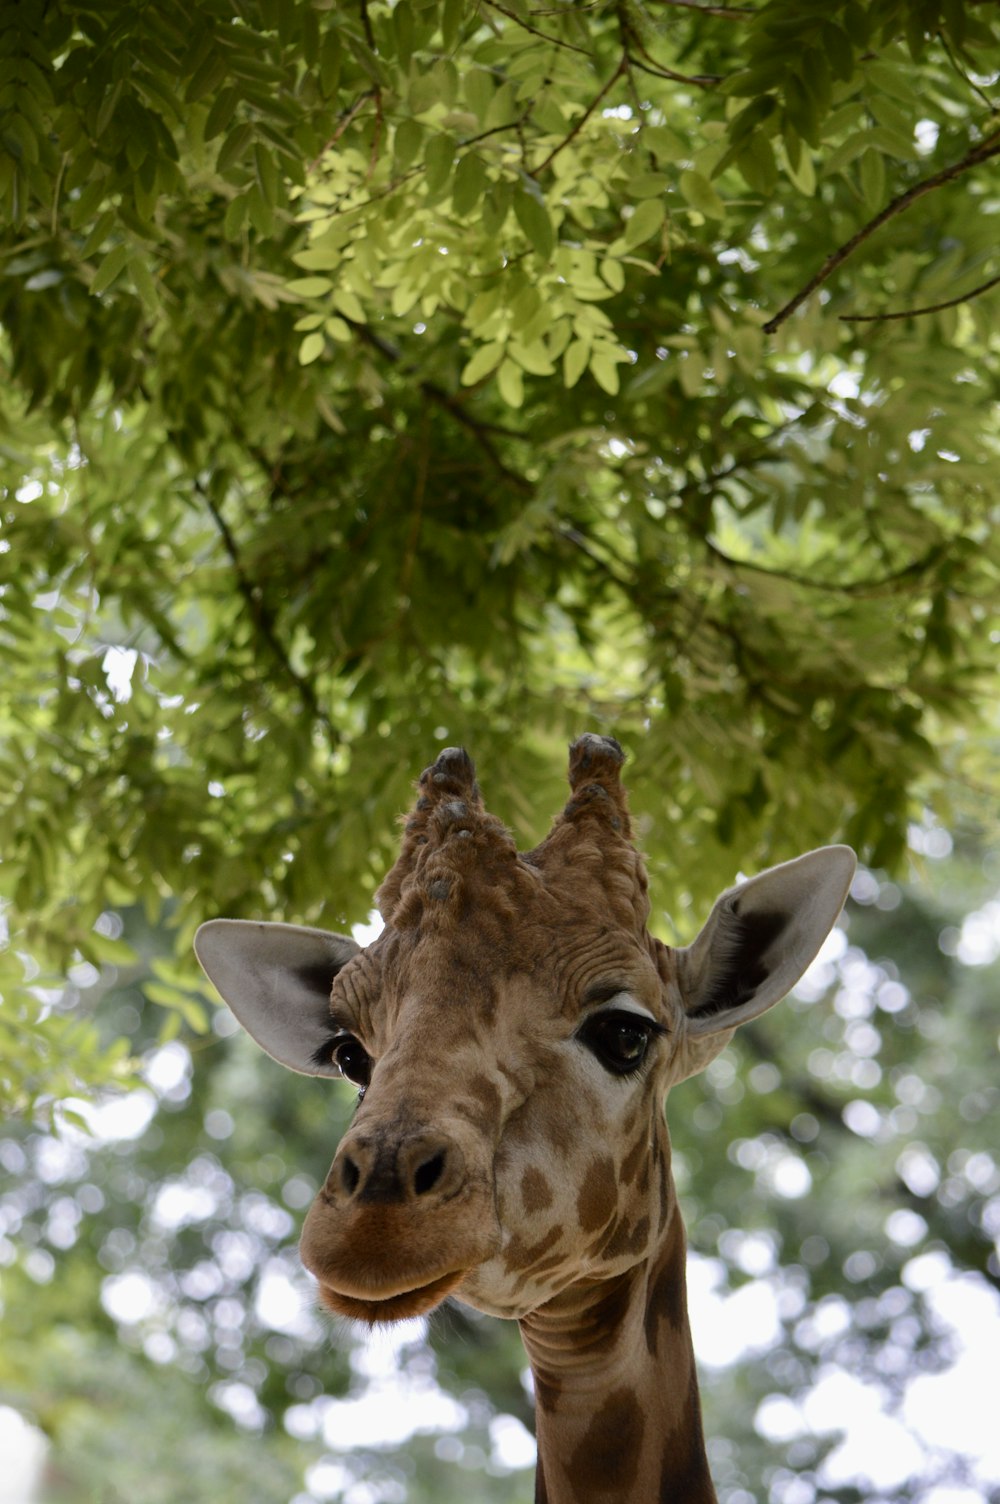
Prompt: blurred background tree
<box><xmin>1</xmin><ymin>1</ymin><xmax>999</xmax><ymax>1500</ymax></box>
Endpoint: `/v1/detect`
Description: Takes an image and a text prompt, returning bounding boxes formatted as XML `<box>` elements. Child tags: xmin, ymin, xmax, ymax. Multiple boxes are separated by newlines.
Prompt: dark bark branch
<box><xmin>530</xmin><ymin>53</ymin><xmax>629</xmax><ymax>176</ymax></box>
<box><xmin>841</xmin><ymin>270</ymin><xmax>1000</xmax><ymax>323</ymax></box>
<box><xmin>645</xmin><ymin>0</ymin><xmax>754</xmax><ymax>16</ymax></box>
<box><xmin>358</xmin><ymin>0</ymin><xmax>376</xmax><ymax>52</ymax></box>
<box><xmin>482</xmin><ymin>0</ymin><xmax>595</xmax><ymax>55</ymax></box>
<box><xmin>703</xmin><ymin>537</ymin><xmax>949</xmax><ymax>596</ymax></box>
<box><xmin>619</xmin><ymin>7</ymin><xmax>723</xmax><ymax>86</ymax></box>
<box><xmin>764</xmin><ymin>128</ymin><xmax>1000</xmax><ymax>334</ymax></box>
<box><xmin>197</xmin><ymin>479</ymin><xmax>337</xmax><ymax>739</ymax></box>
<box><xmin>625</xmin><ymin>51</ymin><xmax>722</xmax><ymax>86</ymax></box>
<box><xmin>351</xmin><ymin>323</ymin><xmax>534</xmax><ymax>493</ymax></box>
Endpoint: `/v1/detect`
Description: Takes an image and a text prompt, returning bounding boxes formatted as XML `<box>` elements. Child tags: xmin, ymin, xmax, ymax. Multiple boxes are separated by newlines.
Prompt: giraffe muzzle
<box><xmin>332</xmin><ymin>1126</ymin><xmax>464</xmax><ymax>1205</ymax></box>
<box><xmin>299</xmin><ymin>1121</ymin><xmax>500</xmax><ymax>1321</ymax></box>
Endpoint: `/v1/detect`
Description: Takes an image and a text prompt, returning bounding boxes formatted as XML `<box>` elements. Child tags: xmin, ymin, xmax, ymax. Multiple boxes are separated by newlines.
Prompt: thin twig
<box><xmin>531</xmin><ymin>53</ymin><xmax>629</xmax><ymax>176</ymax></box>
<box><xmin>625</xmin><ymin>51</ymin><xmax>722</xmax><ymax>87</ymax></box>
<box><xmin>482</xmin><ymin>0</ymin><xmax>595</xmax><ymax>55</ymax></box>
<box><xmin>841</xmin><ymin>270</ymin><xmax>1000</xmax><ymax>323</ymax></box>
<box><xmin>421</xmin><ymin>381</ymin><xmax>533</xmax><ymax>491</ymax></box>
<box><xmin>557</xmin><ymin>524</ymin><xmax>633</xmax><ymax>591</ymax></box>
<box><xmin>359</xmin><ymin>0</ymin><xmax>376</xmax><ymax>51</ymax></box>
<box><xmin>703</xmin><ymin>537</ymin><xmax>949</xmax><ymax>596</ymax></box>
<box><xmin>197</xmin><ymin>479</ymin><xmax>338</xmax><ymax>738</ymax></box>
<box><xmin>367</xmin><ymin>87</ymin><xmax>384</xmax><ymax>181</ymax></box>
<box><xmin>645</xmin><ymin>0</ymin><xmax>754</xmax><ymax>16</ymax></box>
<box><xmin>764</xmin><ymin>127</ymin><xmax>1000</xmax><ymax>333</ymax></box>
<box><xmin>308</xmin><ymin>91</ymin><xmax>376</xmax><ymax>172</ymax></box>
<box><xmin>620</xmin><ymin>10</ymin><xmax>722</xmax><ymax>87</ymax></box>
<box><xmin>351</xmin><ymin>324</ymin><xmax>533</xmax><ymax>492</ymax></box>
<box><xmin>937</xmin><ymin>27</ymin><xmax>997</xmax><ymax>114</ymax></box>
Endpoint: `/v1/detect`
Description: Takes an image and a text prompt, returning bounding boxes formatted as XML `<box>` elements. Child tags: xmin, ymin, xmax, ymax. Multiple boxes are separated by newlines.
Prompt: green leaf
<box><xmin>394</xmin><ymin>118</ymin><xmax>423</xmax><ymax>171</ymax></box>
<box><xmin>254</xmin><ymin>143</ymin><xmax>280</xmax><ymax>207</ymax></box>
<box><xmin>563</xmin><ymin>338</ymin><xmax>590</xmax><ymax>389</ymax></box>
<box><xmin>451</xmin><ymin>153</ymin><xmax>487</xmax><ymax>217</ymax></box>
<box><xmin>513</xmin><ymin>188</ymin><xmax>554</xmax><ymax>261</ymax></box>
<box><xmin>80</xmin><ymin>208</ymin><xmax>117</xmax><ymax>260</ymax></box>
<box><xmin>496</xmin><ymin>357</ymin><xmax>524</xmax><ymax>408</ymax></box>
<box><xmin>461</xmin><ymin>341</ymin><xmax>505</xmax><ymax>386</ymax></box>
<box><xmin>508</xmin><ymin>340</ymin><xmax>554</xmax><ymax>377</ymax></box>
<box><xmin>89</xmin><ymin>243</ymin><xmax>130</xmax><ymax>296</ymax></box>
<box><xmin>464</xmin><ymin>68</ymin><xmax>494</xmax><ymax>123</ymax></box>
<box><xmin>298</xmin><ymin>330</ymin><xmax>325</xmax><ymax>364</ymax></box>
<box><xmin>223</xmin><ymin>192</ymin><xmax>249</xmax><ymax>238</ymax></box>
<box><xmin>332</xmin><ymin>287</ymin><xmax>366</xmax><ymax>322</ymax></box>
<box><xmin>287</xmin><ymin>276</ymin><xmax>333</xmax><ymax>297</ymax></box>
<box><xmin>783</xmin><ymin>142</ymin><xmax>815</xmax><ymax>196</ymax></box>
<box><xmin>600</xmin><ymin>258</ymin><xmax>625</xmax><ymax>293</ymax></box>
<box><xmin>481</xmin><ymin>183</ymin><xmax>511</xmax><ymax>238</ymax></box>
<box><xmin>860</xmin><ymin>147</ymin><xmax>886</xmax><ymax>211</ymax></box>
<box><xmin>424</xmin><ymin>132</ymin><xmax>455</xmax><ymax>195</ymax></box>
<box><xmin>204</xmin><ymin>87</ymin><xmax>240</xmax><ymax>141</ymax></box>
<box><xmin>217</xmin><ymin>122</ymin><xmax>255</xmax><ymax>173</ymax></box>
<box><xmin>129</xmin><ymin>256</ymin><xmax>160</xmax><ymax>312</ymax></box>
<box><xmin>678</xmin><ymin>172</ymin><xmax>724</xmax><ymax>220</ymax></box>
<box><xmin>624</xmin><ymin>198</ymin><xmax>666</xmax><ymax>247</ymax></box>
<box><xmin>589</xmin><ymin>349</ymin><xmax>620</xmax><ymax>395</ymax></box>
<box><xmin>822</xmin><ymin>22</ymin><xmax>855</xmax><ymax>82</ymax></box>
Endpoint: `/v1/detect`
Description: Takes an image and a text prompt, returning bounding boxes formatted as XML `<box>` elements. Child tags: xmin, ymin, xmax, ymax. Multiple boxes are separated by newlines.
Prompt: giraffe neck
<box><xmin>518</xmin><ymin>1211</ymin><xmax>717</xmax><ymax>1504</ymax></box>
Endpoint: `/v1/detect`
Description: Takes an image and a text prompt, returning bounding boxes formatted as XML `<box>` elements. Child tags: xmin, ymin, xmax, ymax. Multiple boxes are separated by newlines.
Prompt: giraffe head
<box><xmin>195</xmin><ymin>737</ymin><xmax>854</xmax><ymax>1324</ymax></box>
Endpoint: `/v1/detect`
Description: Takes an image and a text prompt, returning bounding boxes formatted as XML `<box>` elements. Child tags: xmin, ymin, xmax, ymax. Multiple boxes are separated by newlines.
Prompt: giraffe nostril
<box><xmin>340</xmin><ymin>1156</ymin><xmax>360</xmax><ymax>1197</ymax></box>
<box><xmin>413</xmin><ymin>1150</ymin><xmax>446</xmax><ymax>1197</ymax></box>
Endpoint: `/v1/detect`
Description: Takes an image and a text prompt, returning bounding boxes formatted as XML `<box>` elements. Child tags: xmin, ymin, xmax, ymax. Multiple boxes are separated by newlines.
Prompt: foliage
<box><xmin>2</xmin><ymin>0</ymin><xmax>1000</xmax><ymax>1107</ymax></box>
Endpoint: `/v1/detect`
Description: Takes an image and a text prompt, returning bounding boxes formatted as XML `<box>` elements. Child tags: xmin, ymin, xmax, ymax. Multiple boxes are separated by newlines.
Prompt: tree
<box><xmin>2</xmin><ymin>0</ymin><xmax>1000</xmax><ymax>1108</ymax></box>
<box><xmin>1</xmin><ymin>7</ymin><xmax>999</xmax><ymax>1495</ymax></box>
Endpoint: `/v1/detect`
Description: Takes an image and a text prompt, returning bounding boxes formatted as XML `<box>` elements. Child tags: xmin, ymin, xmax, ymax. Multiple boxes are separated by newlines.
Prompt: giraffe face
<box><xmin>296</xmin><ymin>912</ymin><xmax>676</xmax><ymax>1324</ymax></box>
<box><xmin>195</xmin><ymin>738</ymin><xmax>855</xmax><ymax>1328</ymax></box>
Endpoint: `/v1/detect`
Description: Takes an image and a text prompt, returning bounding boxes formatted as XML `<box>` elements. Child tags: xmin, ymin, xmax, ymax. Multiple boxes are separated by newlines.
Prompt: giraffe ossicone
<box><xmin>195</xmin><ymin>736</ymin><xmax>856</xmax><ymax>1503</ymax></box>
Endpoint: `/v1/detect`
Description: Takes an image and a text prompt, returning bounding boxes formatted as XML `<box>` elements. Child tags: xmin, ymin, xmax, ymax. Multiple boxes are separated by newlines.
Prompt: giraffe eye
<box><xmin>578</xmin><ymin>1011</ymin><xmax>661</xmax><ymax>1077</ymax></box>
<box><xmin>328</xmin><ymin>1035</ymin><xmax>373</xmax><ymax>1089</ymax></box>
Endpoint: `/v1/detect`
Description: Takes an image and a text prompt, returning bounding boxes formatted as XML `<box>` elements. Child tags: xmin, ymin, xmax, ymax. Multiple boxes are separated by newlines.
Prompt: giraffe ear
<box><xmin>194</xmin><ymin>920</ymin><xmax>360</xmax><ymax>1077</ymax></box>
<box><xmin>676</xmin><ymin>846</ymin><xmax>856</xmax><ymax>1048</ymax></box>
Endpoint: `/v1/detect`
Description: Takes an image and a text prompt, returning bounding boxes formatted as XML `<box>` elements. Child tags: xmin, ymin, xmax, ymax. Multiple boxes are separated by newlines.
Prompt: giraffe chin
<box><xmin>313</xmin><ymin>1268</ymin><xmax>468</xmax><ymax>1323</ymax></box>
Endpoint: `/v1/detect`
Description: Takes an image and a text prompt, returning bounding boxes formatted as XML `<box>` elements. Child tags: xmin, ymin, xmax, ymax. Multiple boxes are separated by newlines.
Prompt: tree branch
<box><xmin>530</xmin><ymin>53</ymin><xmax>629</xmax><ymax>176</ymax></box>
<box><xmin>625</xmin><ymin>52</ymin><xmax>722</xmax><ymax>87</ymax></box>
<box><xmin>703</xmin><ymin>537</ymin><xmax>949</xmax><ymax>596</ymax></box>
<box><xmin>196</xmin><ymin>479</ymin><xmax>338</xmax><ymax>739</ymax></box>
<box><xmin>619</xmin><ymin>7</ymin><xmax>723</xmax><ymax>86</ymax></box>
<box><xmin>764</xmin><ymin>127</ymin><xmax>1000</xmax><ymax>334</ymax></box>
<box><xmin>840</xmin><ymin>270</ymin><xmax>1000</xmax><ymax>323</ymax></box>
<box><xmin>350</xmin><ymin>322</ymin><xmax>534</xmax><ymax>493</ymax></box>
<box><xmin>482</xmin><ymin>0</ymin><xmax>595</xmax><ymax>56</ymax></box>
<box><xmin>645</xmin><ymin>0</ymin><xmax>753</xmax><ymax>16</ymax></box>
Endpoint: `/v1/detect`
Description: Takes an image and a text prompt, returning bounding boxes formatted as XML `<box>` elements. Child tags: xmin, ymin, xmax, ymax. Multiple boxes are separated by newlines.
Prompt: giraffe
<box><xmin>195</xmin><ymin>735</ymin><xmax>855</xmax><ymax>1503</ymax></box>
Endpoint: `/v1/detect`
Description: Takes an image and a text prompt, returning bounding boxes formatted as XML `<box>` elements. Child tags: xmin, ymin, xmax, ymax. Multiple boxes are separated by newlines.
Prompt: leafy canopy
<box><xmin>2</xmin><ymin>0</ymin><xmax>1000</xmax><ymax>1109</ymax></box>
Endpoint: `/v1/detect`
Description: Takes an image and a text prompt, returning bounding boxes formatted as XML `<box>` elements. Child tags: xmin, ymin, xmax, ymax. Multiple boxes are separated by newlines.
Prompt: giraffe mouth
<box><xmin>313</xmin><ymin>1267</ymin><xmax>468</xmax><ymax>1323</ymax></box>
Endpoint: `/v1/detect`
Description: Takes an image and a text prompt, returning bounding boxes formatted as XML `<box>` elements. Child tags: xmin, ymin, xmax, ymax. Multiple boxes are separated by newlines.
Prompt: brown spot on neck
<box><xmin>567</xmin><ymin>1385</ymin><xmax>644</xmax><ymax>1498</ymax></box>
<box><xmin>643</xmin><ymin>1210</ymin><xmax>689</xmax><ymax>1358</ymax></box>
<box><xmin>658</xmin><ymin>1370</ymin><xmax>717</xmax><ymax>1502</ymax></box>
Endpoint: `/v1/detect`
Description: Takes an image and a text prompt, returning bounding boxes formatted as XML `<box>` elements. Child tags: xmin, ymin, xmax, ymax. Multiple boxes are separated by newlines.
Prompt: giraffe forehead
<box><xmin>341</xmin><ymin>909</ymin><xmax>662</xmax><ymax>1035</ymax></box>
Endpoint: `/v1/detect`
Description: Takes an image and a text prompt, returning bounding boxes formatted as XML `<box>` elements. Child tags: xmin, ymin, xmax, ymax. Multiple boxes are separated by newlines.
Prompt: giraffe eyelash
<box><xmin>576</xmin><ymin>1009</ymin><xmax>666</xmax><ymax>1077</ymax></box>
<box><xmin>311</xmin><ymin>1031</ymin><xmax>373</xmax><ymax>1091</ymax></box>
